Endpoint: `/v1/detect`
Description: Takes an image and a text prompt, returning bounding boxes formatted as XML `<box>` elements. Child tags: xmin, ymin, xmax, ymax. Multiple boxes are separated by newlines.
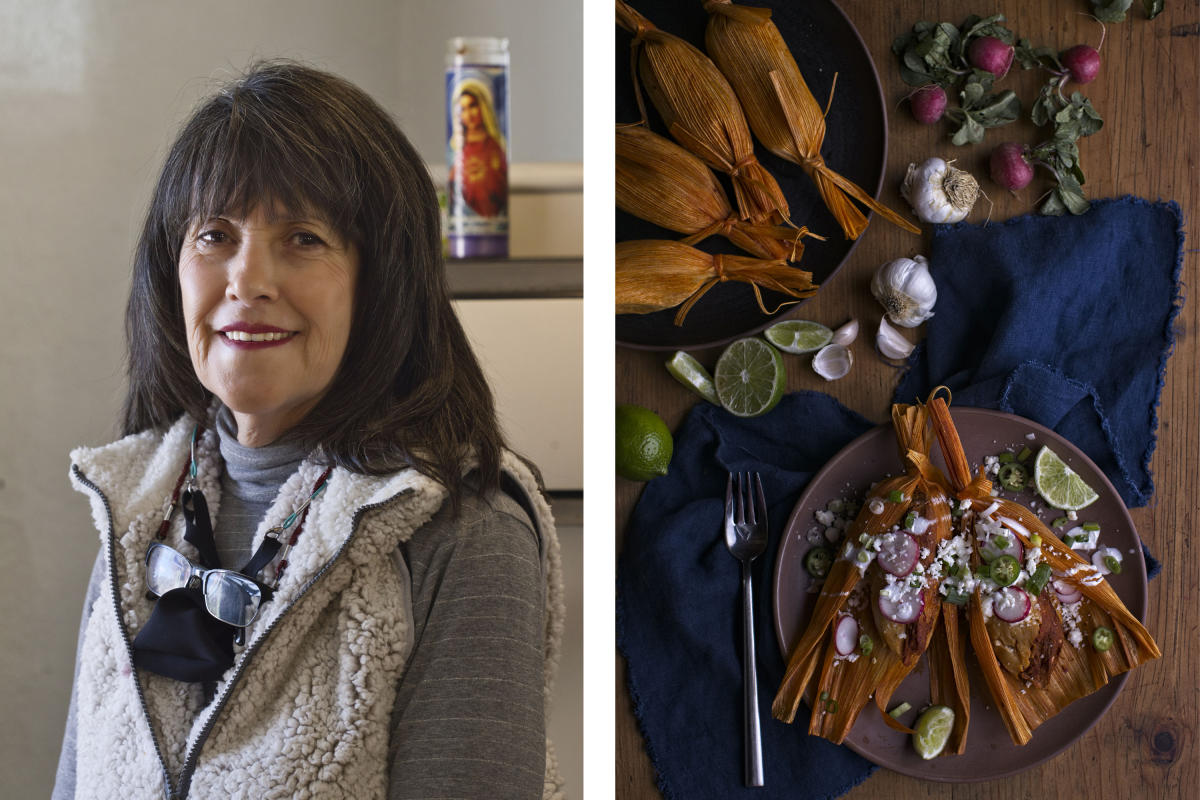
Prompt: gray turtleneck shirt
<box><xmin>54</xmin><ymin>407</ymin><xmax>548</xmax><ymax>799</ymax></box>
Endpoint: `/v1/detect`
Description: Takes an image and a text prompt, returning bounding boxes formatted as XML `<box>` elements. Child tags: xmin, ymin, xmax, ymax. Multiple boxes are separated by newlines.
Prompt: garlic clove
<box><xmin>831</xmin><ymin>319</ymin><xmax>859</xmax><ymax>347</ymax></box>
<box><xmin>876</xmin><ymin>317</ymin><xmax>915</xmax><ymax>360</ymax></box>
<box><xmin>812</xmin><ymin>343</ymin><xmax>853</xmax><ymax>381</ymax></box>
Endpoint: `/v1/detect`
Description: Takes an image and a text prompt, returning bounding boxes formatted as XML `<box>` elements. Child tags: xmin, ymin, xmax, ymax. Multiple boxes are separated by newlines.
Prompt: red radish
<box><xmin>1052</xmin><ymin>579</ymin><xmax>1083</xmax><ymax>605</ymax></box>
<box><xmin>968</xmin><ymin>36</ymin><xmax>1014</xmax><ymax>78</ymax></box>
<box><xmin>876</xmin><ymin>532</ymin><xmax>920</xmax><ymax>577</ymax></box>
<box><xmin>992</xmin><ymin>586</ymin><xmax>1031</xmax><ymax>622</ymax></box>
<box><xmin>979</xmin><ymin>530</ymin><xmax>1024</xmax><ymax>563</ymax></box>
<box><xmin>990</xmin><ymin>142</ymin><xmax>1034</xmax><ymax>191</ymax></box>
<box><xmin>1061</xmin><ymin>44</ymin><xmax>1101</xmax><ymax>85</ymax></box>
<box><xmin>909</xmin><ymin>84</ymin><xmax>948</xmax><ymax>124</ymax></box>
<box><xmin>834</xmin><ymin>615</ymin><xmax>859</xmax><ymax>656</ymax></box>
<box><xmin>879</xmin><ymin>584</ymin><xmax>924</xmax><ymax>624</ymax></box>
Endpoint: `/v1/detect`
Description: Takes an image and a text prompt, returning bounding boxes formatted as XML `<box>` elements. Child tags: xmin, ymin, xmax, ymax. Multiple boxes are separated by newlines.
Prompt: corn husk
<box><xmin>703</xmin><ymin>0</ymin><xmax>920</xmax><ymax>239</ymax></box>
<box><xmin>772</xmin><ymin>402</ymin><xmax>953</xmax><ymax>743</ymax></box>
<box><xmin>615</xmin><ymin>239</ymin><xmax>816</xmax><ymax>326</ymax></box>
<box><xmin>929</xmin><ymin>396</ymin><xmax>1161</xmax><ymax>746</ymax></box>
<box><xmin>616</xmin><ymin>0</ymin><xmax>789</xmax><ymax>223</ymax></box>
<box><xmin>616</xmin><ymin>125</ymin><xmax>818</xmax><ymax>261</ymax></box>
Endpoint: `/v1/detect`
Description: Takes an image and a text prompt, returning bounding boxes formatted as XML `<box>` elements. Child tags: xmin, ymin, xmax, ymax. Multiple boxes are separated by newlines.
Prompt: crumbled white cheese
<box><xmin>815</xmin><ymin>509</ymin><xmax>835</xmax><ymax>526</ymax></box>
<box><xmin>824</xmin><ymin>526</ymin><xmax>841</xmax><ymax>543</ymax></box>
<box><xmin>1067</xmin><ymin>510</ymin><xmax>1077</xmax><ymax>520</ymax></box>
<box><xmin>1066</xmin><ymin>527</ymin><xmax>1099</xmax><ymax>550</ymax></box>
<box><xmin>1025</xmin><ymin>433</ymin><xmax>1036</xmax><ymax>441</ymax></box>
<box><xmin>1025</xmin><ymin>545</ymin><xmax>1042</xmax><ymax>576</ymax></box>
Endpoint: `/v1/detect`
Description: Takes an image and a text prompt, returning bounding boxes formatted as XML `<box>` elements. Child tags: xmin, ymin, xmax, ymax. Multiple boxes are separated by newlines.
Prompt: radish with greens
<box><xmin>990</xmin><ymin>142</ymin><xmax>1034</xmax><ymax>191</ymax></box>
<box><xmin>968</xmin><ymin>35</ymin><xmax>1014</xmax><ymax>78</ymax></box>
<box><xmin>1060</xmin><ymin>44</ymin><xmax>1101</xmax><ymax>85</ymax></box>
<box><xmin>908</xmin><ymin>84</ymin><xmax>948</xmax><ymax>124</ymax></box>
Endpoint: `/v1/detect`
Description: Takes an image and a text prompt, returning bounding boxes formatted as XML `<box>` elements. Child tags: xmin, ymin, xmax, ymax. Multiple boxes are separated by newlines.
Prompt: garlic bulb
<box><xmin>812</xmin><ymin>344</ymin><xmax>852</xmax><ymax>381</ymax></box>
<box><xmin>901</xmin><ymin>157</ymin><xmax>979</xmax><ymax>224</ymax></box>
<box><xmin>831</xmin><ymin>319</ymin><xmax>859</xmax><ymax>346</ymax></box>
<box><xmin>871</xmin><ymin>256</ymin><xmax>937</xmax><ymax>328</ymax></box>
<box><xmin>876</xmin><ymin>317</ymin><xmax>915</xmax><ymax>360</ymax></box>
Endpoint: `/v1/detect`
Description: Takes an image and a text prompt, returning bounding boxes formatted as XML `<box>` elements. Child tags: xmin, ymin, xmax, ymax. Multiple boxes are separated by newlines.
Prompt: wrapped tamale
<box><xmin>702</xmin><ymin>0</ymin><xmax>920</xmax><ymax>239</ymax></box>
<box><xmin>615</xmin><ymin>239</ymin><xmax>816</xmax><ymax>326</ymax></box>
<box><xmin>772</xmin><ymin>401</ymin><xmax>953</xmax><ymax>744</ymax></box>
<box><xmin>617</xmin><ymin>124</ymin><xmax>818</xmax><ymax>261</ymax></box>
<box><xmin>616</xmin><ymin>0</ymin><xmax>790</xmax><ymax>224</ymax></box>
<box><xmin>929</xmin><ymin>397</ymin><xmax>1161</xmax><ymax>746</ymax></box>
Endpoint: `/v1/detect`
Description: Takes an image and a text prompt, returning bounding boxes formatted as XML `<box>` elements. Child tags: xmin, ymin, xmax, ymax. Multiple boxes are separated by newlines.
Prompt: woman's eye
<box><xmin>293</xmin><ymin>231</ymin><xmax>326</xmax><ymax>247</ymax></box>
<box><xmin>197</xmin><ymin>230</ymin><xmax>228</xmax><ymax>245</ymax></box>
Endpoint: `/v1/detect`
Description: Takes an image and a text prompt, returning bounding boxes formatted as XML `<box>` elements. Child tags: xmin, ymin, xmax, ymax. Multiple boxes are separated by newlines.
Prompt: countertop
<box><xmin>615</xmin><ymin>1</ymin><xmax>1198</xmax><ymax>797</ymax></box>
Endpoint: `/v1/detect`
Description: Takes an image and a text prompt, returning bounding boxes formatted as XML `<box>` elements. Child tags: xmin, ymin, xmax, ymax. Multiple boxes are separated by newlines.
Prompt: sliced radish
<box><xmin>1092</xmin><ymin>547</ymin><xmax>1122</xmax><ymax>575</ymax></box>
<box><xmin>1052</xmin><ymin>579</ymin><xmax>1082</xmax><ymax>605</ymax></box>
<box><xmin>834</xmin><ymin>615</ymin><xmax>859</xmax><ymax>656</ymax></box>
<box><xmin>878</xmin><ymin>584</ymin><xmax>924</xmax><ymax>624</ymax></box>
<box><xmin>992</xmin><ymin>586</ymin><xmax>1031</xmax><ymax>623</ymax></box>
<box><xmin>979</xmin><ymin>531</ymin><xmax>1024</xmax><ymax>563</ymax></box>
<box><xmin>876</xmin><ymin>532</ymin><xmax>919</xmax><ymax>577</ymax></box>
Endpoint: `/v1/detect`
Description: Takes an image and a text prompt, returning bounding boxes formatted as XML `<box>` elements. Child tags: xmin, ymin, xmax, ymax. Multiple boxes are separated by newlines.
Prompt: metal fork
<box><xmin>725</xmin><ymin>471</ymin><xmax>768</xmax><ymax>787</ymax></box>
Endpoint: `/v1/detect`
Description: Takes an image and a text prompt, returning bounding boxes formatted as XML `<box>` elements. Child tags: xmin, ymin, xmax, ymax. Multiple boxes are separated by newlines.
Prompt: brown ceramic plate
<box><xmin>772</xmin><ymin>407</ymin><xmax>1150</xmax><ymax>781</ymax></box>
<box><xmin>615</xmin><ymin>0</ymin><xmax>889</xmax><ymax>350</ymax></box>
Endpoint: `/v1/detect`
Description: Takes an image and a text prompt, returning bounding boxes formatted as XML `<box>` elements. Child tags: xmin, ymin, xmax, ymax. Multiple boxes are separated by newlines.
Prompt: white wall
<box><xmin>0</xmin><ymin>1</ymin><xmax>581</xmax><ymax>796</ymax></box>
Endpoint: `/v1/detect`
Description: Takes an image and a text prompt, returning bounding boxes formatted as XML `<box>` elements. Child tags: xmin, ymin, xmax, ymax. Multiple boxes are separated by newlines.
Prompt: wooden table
<box><xmin>615</xmin><ymin>1</ymin><xmax>1198</xmax><ymax>796</ymax></box>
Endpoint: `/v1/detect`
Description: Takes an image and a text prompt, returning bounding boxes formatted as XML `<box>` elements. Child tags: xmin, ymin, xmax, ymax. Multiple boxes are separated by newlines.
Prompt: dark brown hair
<box><xmin>122</xmin><ymin>60</ymin><xmax>503</xmax><ymax>501</ymax></box>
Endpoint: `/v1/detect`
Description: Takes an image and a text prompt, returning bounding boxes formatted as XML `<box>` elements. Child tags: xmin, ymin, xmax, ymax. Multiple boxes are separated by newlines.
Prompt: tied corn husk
<box><xmin>702</xmin><ymin>0</ymin><xmax>920</xmax><ymax>240</ymax></box>
<box><xmin>616</xmin><ymin>125</ymin><xmax>819</xmax><ymax>261</ymax></box>
<box><xmin>615</xmin><ymin>239</ymin><xmax>816</xmax><ymax>326</ymax></box>
<box><xmin>929</xmin><ymin>396</ymin><xmax>1161</xmax><ymax>746</ymax></box>
<box><xmin>616</xmin><ymin>0</ymin><xmax>790</xmax><ymax>224</ymax></box>
<box><xmin>772</xmin><ymin>402</ymin><xmax>953</xmax><ymax>744</ymax></box>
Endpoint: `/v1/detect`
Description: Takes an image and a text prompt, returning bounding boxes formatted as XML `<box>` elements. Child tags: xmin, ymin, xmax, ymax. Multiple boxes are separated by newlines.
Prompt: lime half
<box><xmin>764</xmin><ymin>320</ymin><xmax>833</xmax><ymax>354</ymax></box>
<box><xmin>665</xmin><ymin>351</ymin><xmax>720</xmax><ymax>405</ymax></box>
<box><xmin>912</xmin><ymin>705</ymin><xmax>955</xmax><ymax>760</ymax></box>
<box><xmin>714</xmin><ymin>337</ymin><xmax>785</xmax><ymax>418</ymax></box>
<box><xmin>615</xmin><ymin>404</ymin><xmax>673</xmax><ymax>482</ymax></box>
<box><xmin>1033</xmin><ymin>446</ymin><xmax>1099</xmax><ymax>510</ymax></box>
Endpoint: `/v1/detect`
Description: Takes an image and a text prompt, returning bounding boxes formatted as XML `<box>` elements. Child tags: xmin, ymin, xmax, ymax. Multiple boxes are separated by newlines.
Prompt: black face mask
<box><xmin>132</xmin><ymin>486</ymin><xmax>237</xmax><ymax>683</ymax></box>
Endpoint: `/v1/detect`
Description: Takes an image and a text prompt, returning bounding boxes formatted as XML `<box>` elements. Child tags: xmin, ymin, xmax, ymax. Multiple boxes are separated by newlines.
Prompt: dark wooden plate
<box><xmin>616</xmin><ymin>0</ymin><xmax>889</xmax><ymax>350</ymax></box>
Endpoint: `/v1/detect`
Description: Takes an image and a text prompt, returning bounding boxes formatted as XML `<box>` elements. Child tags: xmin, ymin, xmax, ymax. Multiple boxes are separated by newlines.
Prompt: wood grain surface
<box><xmin>614</xmin><ymin>1</ymin><xmax>1199</xmax><ymax>797</ymax></box>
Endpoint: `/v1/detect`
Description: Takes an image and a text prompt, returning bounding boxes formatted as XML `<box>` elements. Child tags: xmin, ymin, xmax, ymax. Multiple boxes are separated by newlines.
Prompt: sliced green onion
<box><xmin>904</xmin><ymin>511</ymin><xmax>917</xmax><ymax>530</ymax></box>
<box><xmin>1017</xmin><ymin>446</ymin><xmax>1032</xmax><ymax>462</ymax></box>
<box><xmin>1092</xmin><ymin>626</ymin><xmax>1114</xmax><ymax>652</ymax></box>
<box><xmin>1052</xmin><ymin>517</ymin><xmax>1069</xmax><ymax>529</ymax></box>
<box><xmin>1030</xmin><ymin>533</ymin><xmax>1042</xmax><ymax>547</ymax></box>
<box><xmin>997</xmin><ymin>451</ymin><xmax>1015</xmax><ymax>463</ymax></box>
<box><xmin>858</xmin><ymin>532</ymin><xmax>871</xmax><ymax>545</ymax></box>
<box><xmin>1082</xmin><ymin>522</ymin><xmax>1101</xmax><ymax>532</ymax></box>
<box><xmin>827</xmin><ymin>699</ymin><xmax>839</xmax><ymax>713</ymax></box>
<box><xmin>944</xmin><ymin>589</ymin><xmax>969</xmax><ymax>605</ymax></box>
<box><xmin>1104</xmin><ymin>556</ymin><xmax>1123</xmax><ymax>574</ymax></box>
<box><xmin>819</xmin><ymin>690</ymin><xmax>830</xmax><ymax>701</ymax></box>
<box><xmin>888</xmin><ymin>701</ymin><xmax>912</xmax><ymax>719</ymax></box>
<box><xmin>992</xmin><ymin>534</ymin><xmax>1010</xmax><ymax>550</ymax></box>
<box><xmin>856</xmin><ymin>550</ymin><xmax>870</xmax><ymax>564</ymax></box>
<box><xmin>888</xmin><ymin>490</ymin><xmax>905</xmax><ymax>503</ymax></box>
<box><xmin>1026</xmin><ymin>563</ymin><xmax>1053</xmax><ymax>596</ymax></box>
<box><xmin>858</xmin><ymin>634</ymin><xmax>874</xmax><ymax>656</ymax></box>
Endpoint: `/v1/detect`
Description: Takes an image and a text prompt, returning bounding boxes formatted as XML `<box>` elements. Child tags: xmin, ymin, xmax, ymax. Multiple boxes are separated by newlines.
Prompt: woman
<box><xmin>53</xmin><ymin>61</ymin><xmax>565</xmax><ymax>800</ymax></box>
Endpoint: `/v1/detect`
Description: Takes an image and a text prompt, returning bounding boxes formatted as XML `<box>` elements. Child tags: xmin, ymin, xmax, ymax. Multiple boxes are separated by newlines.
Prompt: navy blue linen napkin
<box><xmin>894</xmin><ymin>196</ymin><xmax>1184</xmax><ymax>515</ymax></box>
<box><xmin>617</xmin><ymin>392</ymin><xmax>879</xmax><ymax>800</ymax></box>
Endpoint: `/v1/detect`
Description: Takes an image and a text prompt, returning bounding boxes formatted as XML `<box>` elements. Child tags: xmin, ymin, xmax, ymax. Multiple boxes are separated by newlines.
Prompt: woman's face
<box><xmin>178</xmin><ymin>204</ymin><xmax>358</xmax><ymax>446</ymax></box>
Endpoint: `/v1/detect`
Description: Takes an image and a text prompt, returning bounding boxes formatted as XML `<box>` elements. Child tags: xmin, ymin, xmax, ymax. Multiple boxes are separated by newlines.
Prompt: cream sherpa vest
<box><xmin>69</xmin><ymin>417</ymin><xmax>565</xmax><ymax>800</ymax></box>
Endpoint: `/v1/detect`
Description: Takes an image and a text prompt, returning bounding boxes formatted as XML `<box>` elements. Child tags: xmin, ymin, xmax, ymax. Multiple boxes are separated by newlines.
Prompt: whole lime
<box><xmin>616</xmin><ymin>404</ymin><xmax>673</xmax><ymax>481</ymax></box>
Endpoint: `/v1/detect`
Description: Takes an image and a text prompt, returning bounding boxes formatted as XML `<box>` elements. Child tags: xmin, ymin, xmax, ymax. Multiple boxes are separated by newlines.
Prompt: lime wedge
<box><xmin>1033</xmin><ymin>446</ymin><xmax>1099</xmax><ymax>511</ymax></box>
<box><xmin>665</xmin><ymin>351</ymin><xmax>719</xmax><ymax>405</ymax></box>
<box><xmin>714</xmin><ymin>337</ymin><xmax>785</xmax><ymax>418</ymax></box>
<box><xmin>764</xmin><ymin>320</ymin><xmax>833</xmax><ymax>355</ymax></box>
<box><xmin>912</xmin><ymin>704</ymin><xmax>955</xmax><ymax>760</ymax></box>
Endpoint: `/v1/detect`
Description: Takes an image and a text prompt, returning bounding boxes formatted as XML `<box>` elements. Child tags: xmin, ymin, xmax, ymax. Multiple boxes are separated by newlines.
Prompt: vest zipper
<box><xmin>172</xmin><ymin>488</ymin><xmax>413</xmax><ymax>799</ymax></box>
<box><xmin>71</xmin><ymin>466</ymin><xmax>176</xmax><ymax>800</ymax></box>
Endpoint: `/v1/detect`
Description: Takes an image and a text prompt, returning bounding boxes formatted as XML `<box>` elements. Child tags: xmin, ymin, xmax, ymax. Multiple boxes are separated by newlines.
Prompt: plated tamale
<box><xmin>616</xmin><ymin>0</ymin><xmax>790</xmax><ymax>224</ymax></box>
<box><xmin>929</xmin><ymin>397</ymin><xmax>1161</xmax><ymax>746</ymax></box>
<box><xmin>702</xmin><ymin>0</ymin><xmax>920</xmax><ymax>240</ymax></box>
<box><xmin>772</xmin><ymin>401</ymin><xmax>953</xmax><ymax>743</ymax></box>
<box><xmin>615</xmin><ymin>239</ymin><xmax>816</xmax><ymax>326</ymax></box>
<box><xmin>616</xmin><ymin>124</ymin><xmax>818</xmax><ymax>261</ymax></box>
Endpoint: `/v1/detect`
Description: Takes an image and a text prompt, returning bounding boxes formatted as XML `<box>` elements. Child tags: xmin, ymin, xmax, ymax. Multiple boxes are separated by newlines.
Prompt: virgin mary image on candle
<box><xmin>448</xmin><ymin>78</ymin><xmax>508</xmax><ymax>223</ymax></box>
